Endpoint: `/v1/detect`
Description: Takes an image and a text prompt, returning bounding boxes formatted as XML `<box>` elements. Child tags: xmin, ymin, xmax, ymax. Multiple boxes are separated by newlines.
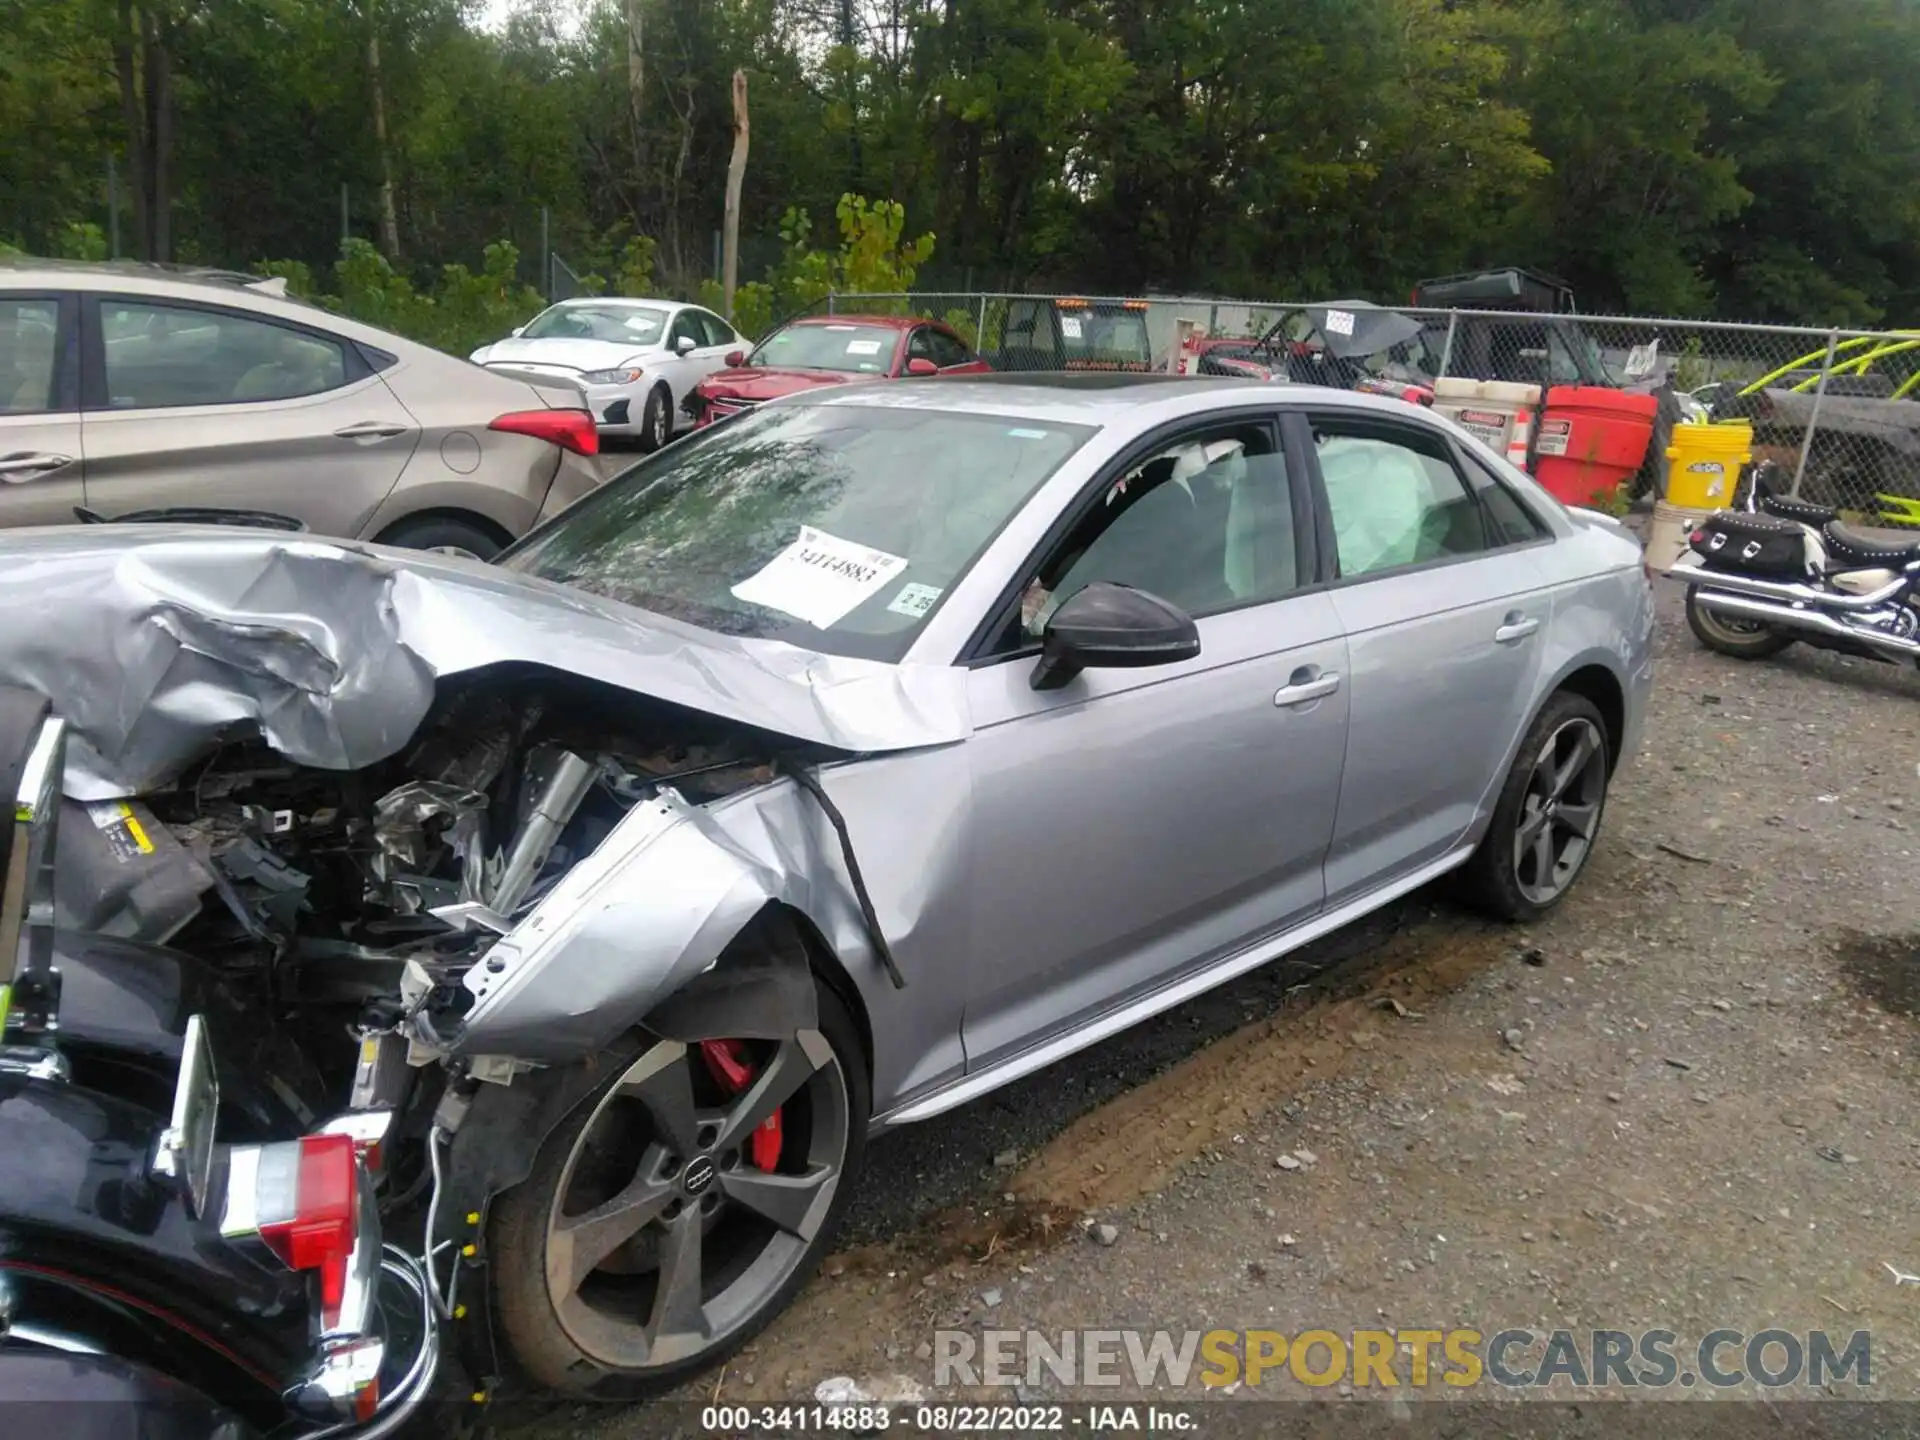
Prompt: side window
<box><xmin>668</xmin><ymin>310</ymin><xmax>702</xmax><ymax>350</ymax></box>
<box><xmin>1467</xmin><ymin>457</ymin><xmax>1548</xmax><ymax>546</ymax></box>
<box><xmin>928</xmin><ymin>329</ymin><xmax>973</xmax><ymax>368</ymax></box>
<box><xmin>695</xmin><ymin>310</ymin><xmax>734</xmax><ymax>347</ymax></box>
<box><xmin>1546</xmin><ymin>327</ymin><xmax>1584</xmax><ymax>385</ymax></box>
<box><xmin>988</xmin><ymin>421</ymin><xmax>1298</xmax><ymax>654</ymax></box>
<box><xmin>100</xmin><ymin>301</ymin><xmax>346</xmax><ymax>408</ymax></box>
<box><xmin>906</xmin><ymin>327</ymin><xmax>937</xmax><ymax>362</ymax></box>
<box><xmin>1003</xmin><ymin>300</ymin><xmax>1045</xmax><ymax>350</ymax></box>
<box><xmin>0</xmin><ymin>297</ymin><xmax>61</xmax><ymax>414</ymax></box>
<box><xmin>1313</xmin><ymin>421</ymin><xmax>1489</xmax><ymax>579</ymax></box>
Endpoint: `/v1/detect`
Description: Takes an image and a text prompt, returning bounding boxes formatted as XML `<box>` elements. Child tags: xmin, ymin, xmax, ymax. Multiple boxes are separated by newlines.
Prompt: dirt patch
<box><xmin>1834</xmin><ymin>930</ymin><xmax>1920</xmax><ymax>1016</ymax></box>
<box><xmin>1007</xmin><ymin>912</ymin><xmax>1507</xmax><ymax>1214</ymax></box>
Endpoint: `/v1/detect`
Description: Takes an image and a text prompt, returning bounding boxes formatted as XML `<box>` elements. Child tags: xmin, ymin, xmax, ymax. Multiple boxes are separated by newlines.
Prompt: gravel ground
<box><xmin>503</xmin><ymin>576</ymin><xmax>1920</xmax><ymax>1437</ymax></box>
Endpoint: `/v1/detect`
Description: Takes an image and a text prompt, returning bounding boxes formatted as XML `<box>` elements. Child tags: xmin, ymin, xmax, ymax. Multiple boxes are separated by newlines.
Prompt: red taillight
<box><xmin>1688</xmin><ymin>528</ymin><xmax>1706</xmax><ymax>544</ymax></box>
<box><xmin>256</xmin><ymin>1133</ymin><xmax>358</xmax><ymax>1326</ymax></box>
<box><xmin>489</xmin><ymin>407</ymin><xmax>600</xmax><ymax>457</ymax></box>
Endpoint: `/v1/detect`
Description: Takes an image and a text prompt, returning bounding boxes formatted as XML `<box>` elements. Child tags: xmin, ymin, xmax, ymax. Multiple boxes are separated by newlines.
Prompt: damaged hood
<box><xmin>0</xmin><ymin>526</ymin><xmax>970</xmax><ymax>798</ymax></box>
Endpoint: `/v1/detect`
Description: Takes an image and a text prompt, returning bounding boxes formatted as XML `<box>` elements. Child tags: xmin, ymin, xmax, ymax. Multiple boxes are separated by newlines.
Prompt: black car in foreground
<box><xmin>0</xmin><ymin>687</ymin><xmax>439</xmax><ymax>1438</ymax></box>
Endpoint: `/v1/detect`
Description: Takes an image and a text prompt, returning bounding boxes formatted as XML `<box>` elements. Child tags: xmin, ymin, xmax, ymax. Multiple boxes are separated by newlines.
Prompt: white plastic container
<box><xmin>1647</xmin><ymin>499</ymin><xmax>1712</xmax><ymax>573</ymax></box>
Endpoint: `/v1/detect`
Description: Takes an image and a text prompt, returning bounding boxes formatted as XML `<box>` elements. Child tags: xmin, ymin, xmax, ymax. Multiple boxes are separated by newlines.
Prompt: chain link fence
<box><xmin>822</xmin><ymin>291</ymin><xmax>1920</xmax><ymax>527</ymax></box>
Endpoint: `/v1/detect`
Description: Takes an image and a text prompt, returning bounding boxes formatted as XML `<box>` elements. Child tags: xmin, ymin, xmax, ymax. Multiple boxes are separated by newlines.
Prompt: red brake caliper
<box><xmin>697</xmin><ymin>1039</ymin><xmax>783</xmax><ymax>1171</ymax></box>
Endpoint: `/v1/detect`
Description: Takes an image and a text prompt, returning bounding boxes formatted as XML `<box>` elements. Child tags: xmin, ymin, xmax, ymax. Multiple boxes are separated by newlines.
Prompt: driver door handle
<box><xmin>0</xmin><ymin>451</ymin><xmax>75</xmax><ymax>482</ymax></box>
<box><xmin>1494</xmin><ymin>614</ymin><xmax>1540</xmax><ymax>644</ymax></box>
<box><xmin>333</xmin><ymin>421</ymin><xmax>409</xmax><ymax>441</ymax></box>
<box><xmin>1274</xmin><ymin>669</ymin><xmax>1341</xmax><ymax>707</ymax></box>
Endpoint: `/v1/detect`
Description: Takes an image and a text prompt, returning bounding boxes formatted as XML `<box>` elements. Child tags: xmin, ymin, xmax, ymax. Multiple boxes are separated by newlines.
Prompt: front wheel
<box><xmin>1459</xmin><ymin>691</ymin><xmax>1613</xmax><ymax>923</ymax></box>
<box><xmin>490</xmin><ymin>980</ymin><xmax>867</xmax><ymax>1396</ymax></box>
<box><xmin>1685</xmin><ymin>588</ymin><xmax>1795</xmax><ymax>659</ymax></box>
<box><xmin>638</xmin><ymin>384</ymin><xmax>674</xmax><ymax>453</ymax></box>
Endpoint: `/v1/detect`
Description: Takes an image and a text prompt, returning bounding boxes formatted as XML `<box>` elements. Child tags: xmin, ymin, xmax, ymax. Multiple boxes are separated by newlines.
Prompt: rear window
<box><xmin>752</xmin><ymin>324</ymin><xmax>900</xmax><ymax>374</ymax></box>
<box><xmin>1057</xmin><ymin>308</ymin><xmax>1151</xmax><ymax>367</ymax></box>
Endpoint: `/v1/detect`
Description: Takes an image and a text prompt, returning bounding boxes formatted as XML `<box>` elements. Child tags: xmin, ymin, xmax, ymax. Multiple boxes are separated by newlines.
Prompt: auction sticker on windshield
<box><xmin>732</xmin><ymin>526</ymin><xmax>909</xmax><ymax>628</ymax></box>
<box><xmin>1324</xmin><ymin>308</ymin><xmax>1356</xmax><ymax>337</ymax></box>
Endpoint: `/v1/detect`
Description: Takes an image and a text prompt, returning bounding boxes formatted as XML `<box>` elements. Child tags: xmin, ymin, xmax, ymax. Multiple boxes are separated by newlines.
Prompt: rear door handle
<box><xmin>1274</xmin><ymin>669</ymin><xmax>1341</xmax><ymax>707</ymax></box>
<box><xmin>0</xmin><ymin>452</ymin><xmax>75</xmax><ymax>482</ymax></box>
<box><xmin>1494</xmin><ymin>615</ymin><xmax>1540</xmax><ymax>644</ymax></box>
<box><xmin>333</xmin><ymin>421</ymin><xmax>409</xmax><ymax>441</ymax></box>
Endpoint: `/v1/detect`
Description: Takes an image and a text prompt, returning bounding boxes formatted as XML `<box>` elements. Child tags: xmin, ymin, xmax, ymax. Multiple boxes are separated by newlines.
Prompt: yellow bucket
<box><xmin>1665</xmin><ymin>421</ymin><xmax>1752</xmax><ymax>509</ymax></box>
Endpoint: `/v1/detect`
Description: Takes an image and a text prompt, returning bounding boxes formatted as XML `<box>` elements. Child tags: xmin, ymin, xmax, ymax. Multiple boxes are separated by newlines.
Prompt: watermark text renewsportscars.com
<box><xmin>934</xmin><ymin>1328</ymin><xmax>1872</xmax><ymax>1391</ymax></box>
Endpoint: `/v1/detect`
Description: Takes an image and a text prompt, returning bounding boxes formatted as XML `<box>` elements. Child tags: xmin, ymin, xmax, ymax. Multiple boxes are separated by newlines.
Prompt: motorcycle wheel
<box><xmin>489</xmin><ymin>979</ymin><xmax>867</xmax><ymax>1397</ymax></box>
<box><xmin>1685</xmin><ymin>589</ymin><xmax>1795</xmax><ymax>659</ymax></box>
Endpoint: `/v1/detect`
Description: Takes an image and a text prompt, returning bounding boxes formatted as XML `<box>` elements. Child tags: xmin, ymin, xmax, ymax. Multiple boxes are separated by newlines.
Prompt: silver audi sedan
<box><xmin>1</xmin><ymin>374</ymin><xmax>1653</xmax><ymax>1397</ymax></box>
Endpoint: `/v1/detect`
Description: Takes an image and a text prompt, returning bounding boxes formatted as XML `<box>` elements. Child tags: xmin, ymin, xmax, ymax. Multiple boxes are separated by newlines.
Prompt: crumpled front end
<box><xmin>0</xmin><ymin>526</ymin><xmax>960</xmax><ymax>1074</ymax></box>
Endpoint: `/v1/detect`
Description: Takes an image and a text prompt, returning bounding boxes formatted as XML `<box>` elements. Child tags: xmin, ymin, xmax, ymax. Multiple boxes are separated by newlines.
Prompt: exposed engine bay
<box><xmin>54</xmin><ymin>665</ymin><xmax>803</xmax><ymax>1064</ymax></box>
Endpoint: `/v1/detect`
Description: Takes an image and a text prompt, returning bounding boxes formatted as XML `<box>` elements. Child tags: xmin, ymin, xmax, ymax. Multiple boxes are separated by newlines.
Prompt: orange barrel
<box><xmin>1533</xmin><ymin>386</ymin><xmax>1659</xmax><ymax>507</ymax></box>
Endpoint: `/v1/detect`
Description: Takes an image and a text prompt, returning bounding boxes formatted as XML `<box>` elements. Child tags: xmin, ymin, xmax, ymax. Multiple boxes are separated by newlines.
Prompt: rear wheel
<box><xmin>1460</xmin><ymin>691</ymin><xmax>1612</xmax><ymax>923</ymax></box>
<box><xmin>375</xmin><ymin>514</ymin><xmax>505</xmax><ymax>561</ymax></box>
<box><xmin>490</xmin><ymin>981</ymin><xmax>866</xmax><ymax>1396</ymax></box>
<box><xmin>1685</xmin><ymin>588</ymin><xmax>1794</xmax><ymax>659</ymax></box>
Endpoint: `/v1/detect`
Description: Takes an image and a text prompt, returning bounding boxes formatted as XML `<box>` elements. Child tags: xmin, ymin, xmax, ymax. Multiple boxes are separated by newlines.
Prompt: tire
<box><xmin>376</xmin><ymin>515</ymin><xmax>505</xmax><ymax>561</ymax></box>
<box><xmin>1459</xmin><ymin>691</ymin><xmax>1613</xmax><ymax>923</ymax></box>
<box><xmin>490</xmin><ymin>979</ymin><xmax>868</xmax><ymax>1397</ymax></box>
<box><xmin>1685</xmin><ymin>588</ymin><xmax>1794</xmax><ymax>659</ymax></box>
<box><xmin>638</xmin><ymin>384</ymin><xmax>673</xmax><ymax>453</ymax></box>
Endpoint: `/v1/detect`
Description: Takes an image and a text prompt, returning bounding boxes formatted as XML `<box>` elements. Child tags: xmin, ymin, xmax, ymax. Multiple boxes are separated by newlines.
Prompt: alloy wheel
<box><xmin>541</xmin><ymin>1033</ymin><xmax>848</xmax><ymax>1371</ymax></box>
<box><xmin>1511</xmin><ymin>716</ymin><xmax>1607</xmax><ymax>906</ymax></box>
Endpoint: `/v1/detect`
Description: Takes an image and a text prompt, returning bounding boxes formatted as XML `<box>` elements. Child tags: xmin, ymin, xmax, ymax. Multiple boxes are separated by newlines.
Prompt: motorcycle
<box><xmin>0</xmin><ymin>691</ymin><xmax>440</xmax><ymax>1439</ymax></box>
<box><xmin>1667</xmin><ymin>459</ymin><xmax>1920</xmax><ymax>664</ymax></box>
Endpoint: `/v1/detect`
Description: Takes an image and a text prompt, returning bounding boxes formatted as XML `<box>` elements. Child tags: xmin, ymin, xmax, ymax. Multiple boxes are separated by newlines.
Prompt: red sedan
<box><xmin>688</xmin><ymin>314</ymin><xmax>991</xmax><ymax>427</ymax></box>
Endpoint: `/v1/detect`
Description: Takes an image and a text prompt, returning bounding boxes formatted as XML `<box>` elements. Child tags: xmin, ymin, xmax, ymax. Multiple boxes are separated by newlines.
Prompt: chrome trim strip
<box><xmin>877</xmin><ymin>844</ymin><xmax>1476</xmax><ymax>1126</ymax></box>
<box><xmin>2</xmin><ymin>1322</ymin><xmax>104</xmax><ymax>1355</ymax></box>
<box><xmin>219</xmin><ymin>1144</ymin><xmax>263</xmax><ymax>1237</ymax></box>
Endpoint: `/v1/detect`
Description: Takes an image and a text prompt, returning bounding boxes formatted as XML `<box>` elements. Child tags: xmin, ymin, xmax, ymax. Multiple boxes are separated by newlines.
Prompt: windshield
<box><xmin>1058</xmin><ymin>308</ymin><xmax>1152</xmax><ymax>365</ymax></box>
<box><xmin>750</xmin><ymin>323</ymin><xmax>901</xmax><ymax>374</ymax></box>
<box><xmin>520</xmin><ymin>304</ymin><xmax>669</xmax><ymax>345</ymax></box>
<box><xmin>501</xmin><ymin>403</ymin><xmax>1095</xmax><ymax>662</ymax></box>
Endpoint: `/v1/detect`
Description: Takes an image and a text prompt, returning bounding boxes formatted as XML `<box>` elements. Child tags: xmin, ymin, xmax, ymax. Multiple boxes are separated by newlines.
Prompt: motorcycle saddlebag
<box><xmin>1688</xmin><ymin>511</ymin><xmax>1808</xmax><ymax>577</ymax></box>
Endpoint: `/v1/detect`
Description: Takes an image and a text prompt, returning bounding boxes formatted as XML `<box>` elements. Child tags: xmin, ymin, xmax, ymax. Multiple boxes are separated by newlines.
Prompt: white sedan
<box><xmin>470</xmin><ymin>297</ymin><xmax>746</xmax><ymax>450</ymax></box>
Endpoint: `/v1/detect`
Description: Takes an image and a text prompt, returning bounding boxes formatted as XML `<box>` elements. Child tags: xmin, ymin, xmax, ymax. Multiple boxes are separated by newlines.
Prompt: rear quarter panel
<box><xmin>360</xmin><ymin>358</ymin><xmax>564</xmax><ymax>541</ymax></box>
<box><xmin>1481</xmin><ymin>516</ymin><xmax>1654</xmax><ymax>834</ymax></box>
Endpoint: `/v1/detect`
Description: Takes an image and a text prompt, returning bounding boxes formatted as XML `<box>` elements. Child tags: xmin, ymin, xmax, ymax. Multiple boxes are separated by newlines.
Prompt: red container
<box><xmin>1532</xmin><ymin>386</ymin><xmax>1657</xmax><ymax>507</ymax></box>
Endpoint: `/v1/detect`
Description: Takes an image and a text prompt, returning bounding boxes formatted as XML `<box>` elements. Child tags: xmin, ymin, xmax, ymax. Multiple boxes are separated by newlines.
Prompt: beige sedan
<box><xmin>0</xmin><ymin>261</ymin><xmax>605</xmax><ymax>557</ymax></box>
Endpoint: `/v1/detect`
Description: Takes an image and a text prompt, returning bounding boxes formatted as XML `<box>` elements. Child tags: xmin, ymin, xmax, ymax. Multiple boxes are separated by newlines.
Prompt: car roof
<box><xmin>789</xmin><ymin>372</ymin><xmax>1444</xmax><ymax>427</ymax></box>
<box><xmin>786</xmin><ymin>314</ymin><xmax>923</xmax><ymax>331</ymax></box>
<box><xmin>0</xmin><ymin>257</ymin><xmax>314</xmax><ymax>303</ymax></box>
<box><xmin>0</xmin><ymin>257</ymin><xmax>540</xmax><ymax>385</ymax></box>
<box><xmin>549</xmin><ymin>296</ymin><xmax>678</xmax><ymax>309</ymax></box>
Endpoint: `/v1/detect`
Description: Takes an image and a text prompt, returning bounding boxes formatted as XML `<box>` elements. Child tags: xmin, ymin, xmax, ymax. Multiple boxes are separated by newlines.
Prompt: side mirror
<box><xmin>676</xmin><ymin>334</ymin><xmax>699</xmax><ymax>356</ymax></box>
<box><xmin>905</xmin><ymin>357</ymin><xmax>939</xmax><ymax>376</ymax></box>
<box><xmin>510</xmin><ymin>326</ymin><xmax>525</xmax><ymax>338</ymax></box>
<box><xmin>1030</xmin><ymin>583</ymin><xmax>1200</xmax><ymax>692</ymax></box>
<box><xmin>725</xmin><ymin>349</ymin><xmax>746</xmax><ymax>368</ymax></box>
